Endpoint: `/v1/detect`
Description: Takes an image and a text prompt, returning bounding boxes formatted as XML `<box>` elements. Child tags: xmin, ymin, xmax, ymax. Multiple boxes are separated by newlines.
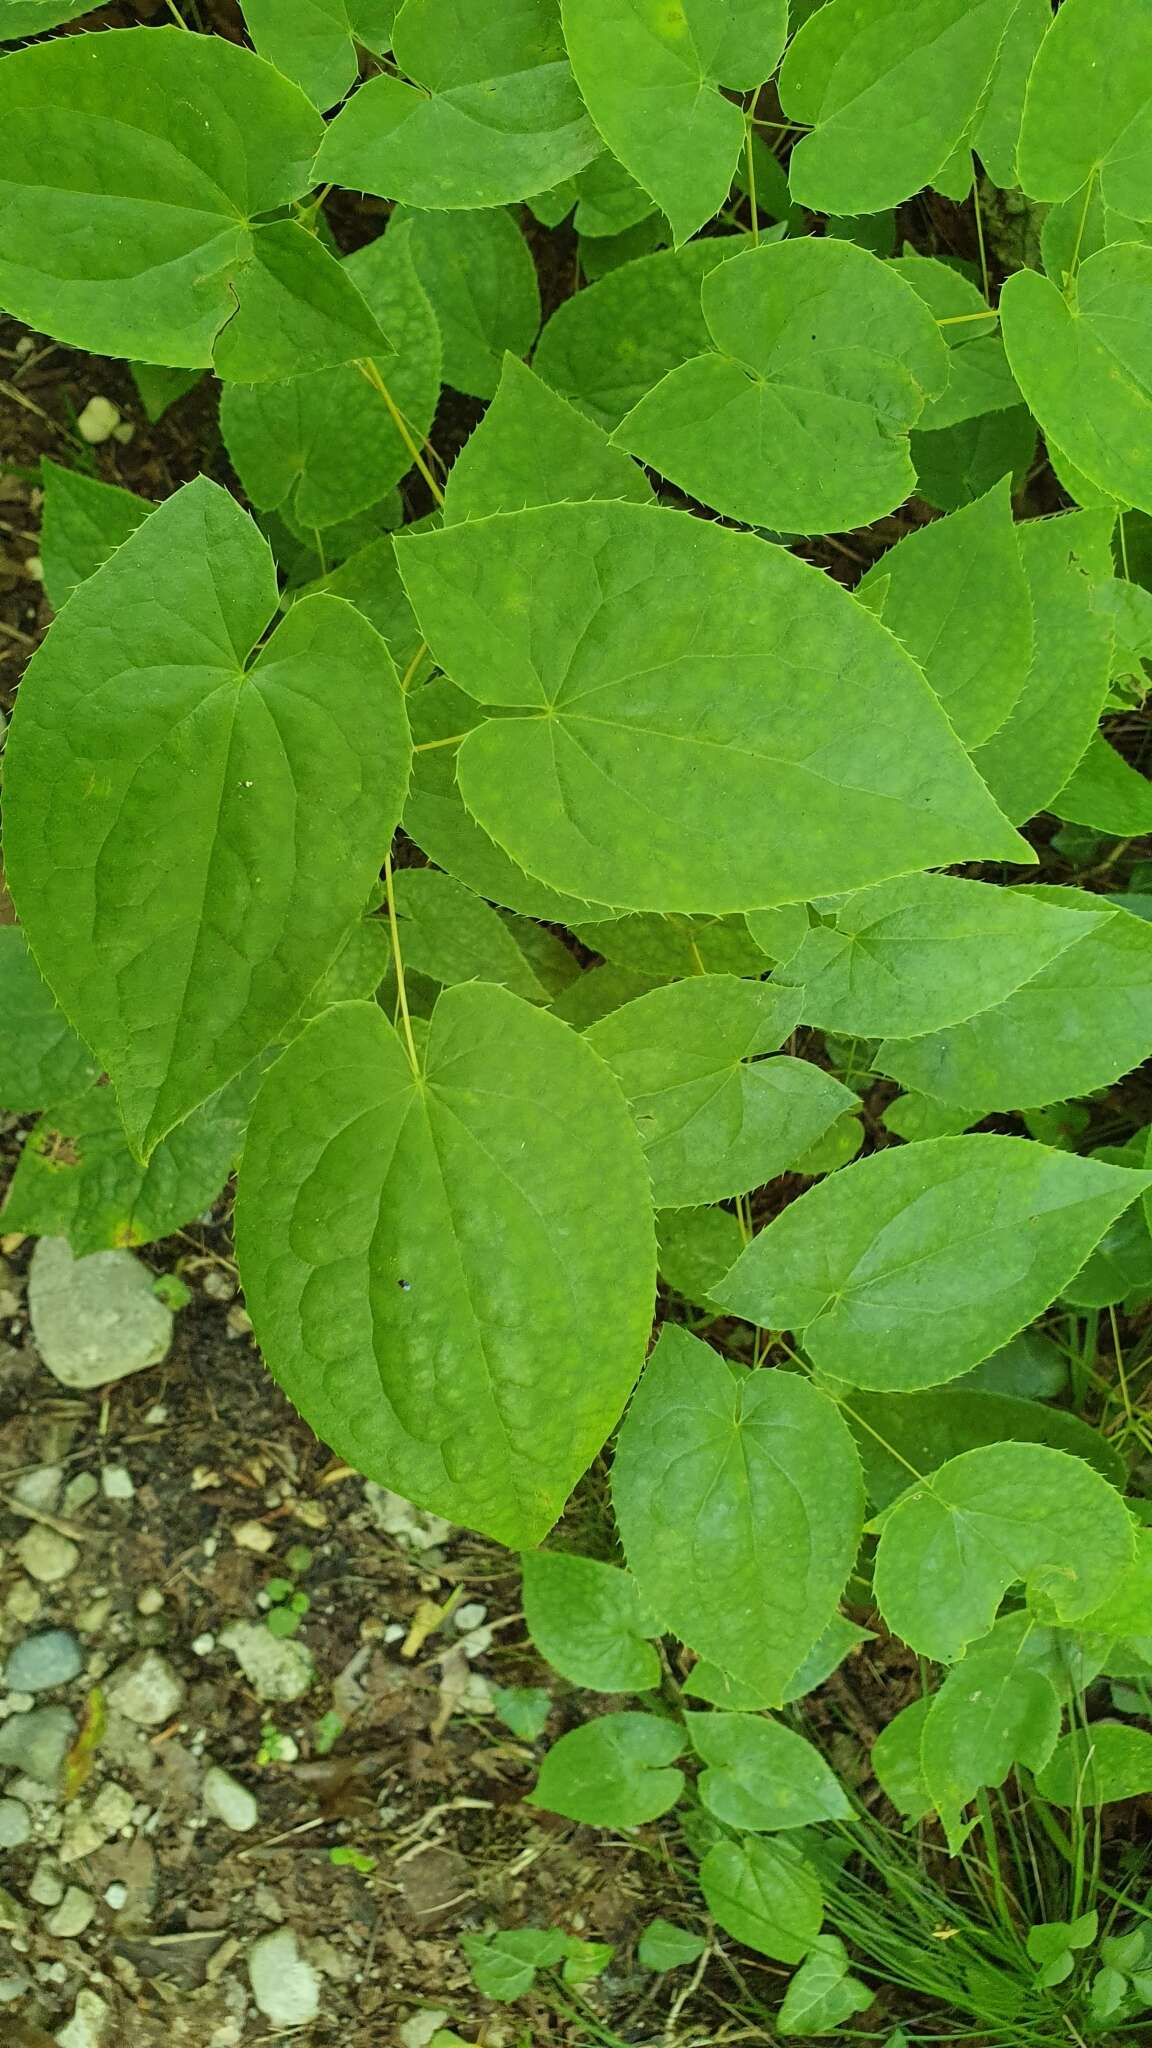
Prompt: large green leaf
<box><xmin>613</xmin><ymin>240</ymin><xmax>948</xmax><ymax>534</ymax></box>
<box><xmin>397</xmin><ymin>500</ymin><xmax>1028</xmax><ymax>913</ymax></box>
<box><xmin>313</xmin><ymin>62</ymin><xmax>600</xmax><ymax>207</ymax></box>
<box><xmin>587</xmin><ymin>976</ymin><xmax>853</xmax><ymax>1205</ymax></box>
<box><xmin>718</xmin><ymin>1135</ymin><xmax>1152</xmax><ymax>1392</ymax></box>
<box><xmin>399</xmin><ymin>207</ymin><xmax>540</xmax><ymax>400</ymax></box>
<box><xmin>657</xmin><ymin>1204</ymin><xmax>745</xmax><ymax>1310</ymax></box>
<box><xmin>578</xmin><ymin>913</ymin><xmax>767</xmax><ymax>978</ymax></box>
<box><xmin>612</xmin><ymin>1327</ymin><xmax>864</xmax><ymax>1702</ymax></box>
<box><xmin>1052</xmin><ymin>735</ymin><xmax>1152</xmax><ymax>837</ymax></box>
<box><xmin>389</xmin><ymin>869</ymin><xmax>552</xmax><ymax>1001</ymax></box>
<box><xmin>239</xmin><ymin>0</ymin><xmax>371</xmax><ymax>108</ymax></box>
<box><xmin>1016</xmin><ymin>0</ymin><xmax>1152</xmax><ymax>219</ymax></box>
<box><xmin>920</xmin><ymin>1614</ymin><xmax>1062</xmax><ymax>1843</ymax></box>
<box><xmin>969</xmin><ymin>513</ymin><xmax>1117</xmax><ymax>823</ymax></box>
<box><xmin>873</xmin><ymin>1443</ymin><xmax>1135</xmax><ymax>1659</ymax></box>
<box><xmin>856</xmin><ymin>482</ymin><xmax>1032</xmax><ymax>748</ymax></box>
<box><xmin>0</xmin><ymin>1</ymin><xmax>97</xmax><ymax>35</ymax></box>
<box><xmin>779</xmin><ymin>0</ymin><xmax>1017</xmax><ymax>214</ymax></box>
<box><xmin>973</xmin><ymin>0</ymin><xmax>1052</xmax><ymax>190</ymax></box>
<box><xmin>699</xmin><ymin>1837</ymin><xmax>824</xmax><ymax>1964</ymax></box>
<box><xmin>220</xmin><ymin>222</ymin><xmax>441</xmax><ymax>534</ymax></box>
<box><xmin>848</xmin><ymin>1385</ymin><xmax>1127</xmax><ymax>1511</ymax></box>
<box><xmin>1001</xmin><ymin>248</ymin><xmax>1152</xmax><ymax>515</ymax></box>
<box><xmin>877</xmin><ymin>898</ymin><xmax>1152</xmax><ymax>1110</ymax></box>
<box><xmin>688</xmin><ymin>1713</ymin><xmax>851</xmax><ymax>1831</ymax></box>
<box><xmin>2</xmin><ymin>1069</ymin><xmax>255</xmax><ymax>1258</ymax></box>
<box><xmin>892</xmin><ymin>255</ymin><xmax>1019</xmax><ymax>432</ymax></box>
<box><xmin>560</xmin><ymin>0</ymin><xmax>788</xmax><ymax>245</ymax></box>
<box><xmin>913</xmin><ymin>403</ymin><xmax>1037</xmax><ymax>514</ymax></box>
<box><xmin>776</xmin><ymin>875</ymin><xmax>1104</xmax><ymax>1038</ymax></box>
<box><xmin>235</xmin><ymin>989</ymin><xmax>655</xmax><ymax>1546</ymax></box>
<box><xmin>530</xmin><ymin>1712</ymin><xmax>684</xmax><ymax>1826</ymax></box>
<box><xmin>39</xmin><ymin>462</ymin><xmax>149</xmax><ymax>613</ymax></box>
<box><xmin>392</xmin><ymin>0</ymin><xmax>564</xmax><ymax>86</ymax></box>
<box><xmin>532</xmin><ymin>235</ymin><xmax>748</xmax><ymax>430</ymax></box>
<box><xmin>0</xmin><ymin>28</ymin><xmax>387</xmax><ymax>374</ymax></box>
<box><xmin>521</xmin><ymin>1551</ymin><xmax>661</xmax><ymax>1691</ymax></box>
<box><xmin>443</xmin><ymin>355</ymin><xmax>651</xmax><ymax>524</ymax></box>
<box><xmin>4</xmin><ymin>480</ymin><xmax>412</xmax><ymax>1155</ymax></box>
<box><xmin>1036</xmin><ymin>1722</ymin><xmax>1152</xmax><ymax>1806</ymax></box>
<box><xmin>0</xmin><ymin>927</ymin><xmax>99</xmax><ymax>1113</ymax></box>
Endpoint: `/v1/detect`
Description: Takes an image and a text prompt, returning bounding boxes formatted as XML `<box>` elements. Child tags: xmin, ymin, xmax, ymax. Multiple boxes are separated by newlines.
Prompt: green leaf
<box><xmin>920</xmin><ymin>1614</ymin><xmax>1062</xmax><ymax>1839</ymax></box>
<box><xmin>778</xmin><ymin>1935</ymin><xmax>874</xmax><ymax>2036</ymax></box>
<box><xmin>848</xmin><ymin>1387</ymin><xmax>1127</xmax><ymax>1512</ymax></box>
<box><xmin>892</xmin><ymin>255</ymin><xmax>1018</xmax><ymax>432</ymax></box>
<box><xmin>404</xmin><ymin>677</ymin><xmax>610</xmax><ymax>922</ymax></box>
<box><xmin>521</xmin><ymin>1550</ymin><xmax>661</xmax><ymax>1691</ymax></box>
<box><xmin>1027</xmin><ymin>1912</ymin><xmax>1098</xmax><ymax>1967</ymax></box>
<box><xmin>699</xmin><ymin>1836</ymin><xmax>824</xmax><ymax>1964</ymax></box>
<box><xmin>612</xmin><ymin>1327</ymin><xmax>865</xmax><ymax>1703</ymax></box>
<box><xmin>689</xmin><ymin>1712</ymin><xmax>851</xmax><ymax>1832</ymax></box>
<box><xmin>462</xmin><ymin>1926</ymin><xmax>568</xmax><ymax>2002</ymax></box>
<box><xmin>39</xmin><ymin>461</ymin><xmax>150</xmax><ymax>613</ymax></box>
<box><xmin>1051</xmin><ymin>735</ymin><xmax>1152</xmax><ymax>837</ymax></box>
<box><xmin>2</xmin><ymin>1069</ymin><xmax>254</xmax><ymax>1257</ymax></box>
<box><xmin>0</xmin><ymin>28</ymin><xmax>387</xmax><ymax>374</ymax></box>
<box><xmin>305</xmin><ymin>535</ymin><xmax>430</xmax><ymax>683</ymax></box>
<box><xmin>913</xmin><ymin>403</ymin><xmax>1037</xmax><ymax>514</ymax></box>
<box><xmin>880</xmin><ymin>1093</ymin><xmax>978</xmax><ymax>1142</ymax></box>
<box><xmin>1036</xmin><ymin>1721</ymin><xmax>1152</xmax><ymax>1806</ymax></box>
<box><xmin>443</xmin><ymin>355</ymin><xmax>651</xmax><ymax>524</ymax></box>
<box><xmin>576</xmin><ymin>914</ymin><xmax>766</xmax><ymax>979</ymax></box>
<box><xmin>1017</xmin><ymin>0</ymin><xmax>1152</xmax><ymax>218</ymax></box>
<box><xmin>588</xmin><ymin>976</ymin><xmax>852</xmax><ymax>1205</ymax></box>
<box><xmin>657</xmin><ymin>1204</ymin><xmax>745</xmax><ymax>1310</ymax></box>
<box><xmin>973</xmin><ymin>0</ymin><xmax>1052</xmax><ymax>189</ymax></box>
<box><xmin>219</xmin><ymin>221</ymin><xmax>441</xmax><ymax>533</ymax></box>
<box><xmin>776</xmin><ymin>875</ymin><xmax>1101</xmax><ymax>1039</ymax></box>
<box><xmin>779</xmin><ymin>1614</ymin><xmax>875</xmax><ymax>1704</ymax></box>
<box><xmin>613</xmin><ymin>240</ymin><xmax>948</xmax><ymax>534</ymax></box>
<box><xmin>779</xmin><ymin>0</ymin><xmax>1017</xmax><ymax>214</ymax></box>
<box><xmin>1061</xmin><ymin>1197</ymin><xmax>1152</xmax><ymax>1310</ymax></box>
<box><xmin>745</xmin><ymin>905</ymin><xmax>809</xmax><ymax>968</ymax></box>
<box><xmin>0</xmin><ymin>927</ymin><xmax>99</xmax><ymax>1113</ymax></box>
<box><xmin>637</xmin><ymin>1919</ymin><xmax>707</xmax><ymax>1972</ymax></box>
<box><xmin>235</xmin><ymin>990</ymin><xmax>655</xmax><ymax>1546</ymax></box>
<box><xmin>718</xmin><ymin>1135</ymin><xmax>1152</xmax><ymax>1392</ymax></box>
<box><xmin>397</xmin><ymin>500</ymin><xmax>1028</xmax><ymax>913</ymax></box>
<box><xmin>129</xmin><ymin>363</ymin><xmax>203</xmax><ymax>425</ymax></box>
<box><xmin>5</xmin><ymin>480</ymin><xmax>412</xmax><ymax>1155</ymax></box>
<box><xmin>533</xmin><ymin>235</ymin><xmax>749</xmax><ymax>430</ymax></box>
<box><xmin>873</xmin><ymin>1442</ymin><xmax>1135</xmax><ymax>1660</ymax></box>
<box><xmin>871</xmin><ymin>1696</ymin><xmax>933</xmax><ymax>1820</ymax></box>
<box><xmin>877</xmin><ymin>898</ymin><xmax>1152</xmax><ymax>1111</ymax></box>
<box><xmin>1002</xmin><ymin>248</ymin><xmax>1152</xmax><ymax>514</ymax></box>
<box><xmin>392</xmin><ymin>0</ymin><xmax>564</xmax><ymax>87</ymax></box>
<box><xmin>314</xmin><ymin>63</ymin><xmax>600</xmax><ymax>208</ymax></box>
<box><xmin>0</xmin><ymin>1</ymin><xmax>97</xmax><ymax>35</ymax></box>
<box><xmin>399</xmin><ymin>207</ymin><xmax>540</xmax><ymax>400</ymax></box>
<box><xmin>1072</xmin><ymin>1528</ymin><xmax>1152</xmax><ymax>1641</ymax></box>
<box><xmin>294</xmin><ymin>918</ymin><xmax>392</xmax><ymax>1028</ymax></box>
<box><xmin>570</xmin><ymin>151</ymin><xmax>659</xmax><ymax>237</ymax></box>
<box><xmin>857</xmin><ymin>483</ymin><xmax>1032</xmax><ymax>748</ymax></box>
<box><xmin>560</xmin><ymin>0</ymin><xmax>788</xmax><ymax>245</ymax></box>
<box><xmin>491</xmin><ymin>1684</ymin><xmax>552</xmax><ymax>1740</ymax></box>
<box><xmin>529</xmin><ymin>1711</ymin><xmax>684</xmax><ymax>1825</ymax></box>
<box><xmin>389</xmin><ymin>869</ymin><xmax>550</xmax><ymax>1001</ymax></box>
<box><xmin>240</xmin><ymin>0</ymin><xmax>361</xmax><ymax>108</ymax></box>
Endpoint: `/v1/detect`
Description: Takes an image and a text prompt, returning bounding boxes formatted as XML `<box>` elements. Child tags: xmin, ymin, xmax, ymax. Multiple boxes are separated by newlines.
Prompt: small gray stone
<box><xmin>3</xmin><ymin>1632</ymin><xmax>82</xmax><ymax>1695</ymax></box>
<box><xmin>47</xmin><ymin>1885</ymin><xmax>95</xmax><ymax>1938</ymax></box>
<box><xmin>29</xmin><ymin>1857</ymin><xmax>65</xmax><ymax>1908</ymax></box>
<box><xmin>16</xmin><ymin>1526</ymin><xmax>80</xmax><ymax>1585</ymax></box>
<box><xmin>100</xmin><ymin>1465</ymin><xmax>134</xmax><ymax>1501</ymax></box>
<box><xmin>220</xmin><ymin>1622</ymin><xmax>314</xmax><ymax>1703</ymax></box>
<box><xmin>28</xmin><ymin>1238</ymin><xmax>173</xmax><ymax>1392</ymax></box>
<box><xmin>56</xmin><ymin>1988</ymin><xmax>111</xmax><ymax>2048</ymax></box>
<box><xmin>0</xmin><ymin>1973</ymin><xmax>31</xmax><ymax>2003</ymax></box>
<box><xmin>106</xmin><ymin>1650</ymin><xmax>184</xmax><ymax>1728</ymax></box>
<box><xmin>247</xmin><ymin>1928</ymin><xmax>321</xmax><ymax>2028</ymax></box>
<box><xmin>0</xmin><ymin>1798</ymin><xmax>30</xmax><ymax>1849</ymax></box>
<box><xmin>202</xmin><ymin>1766</ymin><xmax>258</xmax><ymax>1833</ymax></box>
<box><xmin>59</xmin><ymin>1783</ymin><xmax>133</xmax><ymax>1866</ymax></box>
<box><xmin>61</xmin><ymin>1472</ymin><xmax>100</xmax><ymax>1517</ymax></box>
<box><xmin>11</xmin><ymin>1466</ymin><xmax>64</xmax><ymax>1515</ymax></box>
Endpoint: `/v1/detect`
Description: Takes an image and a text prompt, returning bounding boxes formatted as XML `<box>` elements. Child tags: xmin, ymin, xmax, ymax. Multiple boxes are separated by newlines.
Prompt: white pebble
<box><xmin>191</xmin><ymin>1634</ymin><xmax>216</xmax><ymax>1658</ymax></box>
<box><xmin>75</xmin><ymin>395</ymin><xmax>120</xmax><ymax>444</ymax></box>
<box><xmin>100</xmin><ymin>1466</ymin><xmax>134</xmax><ymax>1501</ymax></box>
<box><xmin>103</xmin><ymin>1883</ymin><xmax>128</xmax><ymax>1910</ymax></box>
<box><xmin>231</xmin><ymin>1520</ymin><xmax>275</xmax><ymax>1555</ymax></box>
<box><xmin>136</xmin><ymin>1586</ymin><xmax>165</xmax><ymax>1617</ymax></box>
<box><xmin>453</xmin><ymin>1602</ymin><xmax>488</xmax><ymax>1632</ymax></box>
<box><xmin>202</xmin><ymin>1766</ymin><xmax>258</xmax><ymax>1833</ymax></box>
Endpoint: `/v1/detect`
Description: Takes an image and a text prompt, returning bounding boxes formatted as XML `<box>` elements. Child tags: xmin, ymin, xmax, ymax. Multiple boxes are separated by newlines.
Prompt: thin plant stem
<box><xmin>744</xmin><ymin>116</ymin><xmax>760</xmax><ymax>248</ymax></box>
<box><xmin>399</xmin><ymin>640</ymin><xmax>428</xmax><ymax>692</ymax></box>
<box><xmin>383</xmin><ymin>853</ymin><xmax>420</xmax><ymax>1076</ymax></box>
<box><xmin>1066</xmin><ymin>168</ymin><xmax>1099</xmax><ymax>290</ymax></box>
<box><xmin>973</xmin><ymin>177</ymin><xmax>991</xmax><ymax>304</ymax></box>
<box><xmin>357</xmin><ymin>356</ymin><xmax>445</xmax><ymax>506</ymax></box>
<box><xmin>936</xmin><ymin>310</ymin><xmax>998</xmax><ymax>327</ymax></box>
<box><xmin>163</xmin><ymin>0</ymin><xmax>190</xmax><ymax>23</ymax></box>
<box><xmin>413</xmin><ymin>732</ymin><xmax>469</xmax><ymax>752</ymax></box>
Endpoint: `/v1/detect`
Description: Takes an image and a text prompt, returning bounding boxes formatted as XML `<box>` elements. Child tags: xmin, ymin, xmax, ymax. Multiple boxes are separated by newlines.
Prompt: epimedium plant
<box><xmin>2</xmin><ymin>0</ymin><xmax>1152</xmax><ymax>2031</ymax></box>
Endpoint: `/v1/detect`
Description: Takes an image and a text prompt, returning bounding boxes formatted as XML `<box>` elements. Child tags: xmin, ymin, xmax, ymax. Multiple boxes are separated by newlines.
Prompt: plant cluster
<box><xmin>2</xmin><ymin>0</ymin><xmax>1152</xmax><ymax>2033</ymax></box>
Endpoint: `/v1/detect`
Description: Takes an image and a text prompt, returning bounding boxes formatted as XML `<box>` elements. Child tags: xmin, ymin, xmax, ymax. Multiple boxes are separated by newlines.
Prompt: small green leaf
<box><xmin>973</xmin><ymin>0</ymin><xmax>1052</xmax><ymax>189</ymax></box>
<box><xmin>576</xmin><ymin>913</ymin><xmax>766</xmax><ymax>980</ymax></box>
<box><xmin>637</xmin><ymin>1919</ymin><xmax>707</xmax><ymax>1972</ymax></box>
<box><xmin>491</xmin><ymin>1685</ymin><xmax>552</xmax><ymax>1741</ymax></box>
<box><xmin>521</xmin><ymin>1550</ymin><xmax>661</xmax><ymax>1692</ymax></box>
<box><xmin>399</xmin><ymin>207</ymin><xmax>540</xmax><ymax>401</ymax></box>
<box><xmin>1052</xmin><ymin>735</ymin><xmax>1152</xmax><ymax>838</ymax></box>
<box><xmin>462</xmin><ymin>1926</ymin><xmax>568</xmax><ymax>2002</ymax></box>
<box><xmin>777</xmin><ymin>1934</ymin><xmax>874</xmax><ymax>2036</ymax></box>
<box><xmin>847</xmin><ymin>1386</ymin><xmax>1126</xmax><ymax>1511</ymax></box>
<box><xmin>614</xmin><ymin>240</ymin><xmax>949</xmax><ymax>534</ymax></box>
<box><xmin>871</xmin><ymin>1697</ymin><xmax>933</xmax><ymax>1821</ymax></box>
<box><xmin>443</xmin><ymin>355</ymin><xmax>650</xmax><ymax>525</ymax></box>
<box><xmin>719</xmin><ymin>1134</ymin><xmax>1152</xmax><ymax>1392</ymax></box>
<box><xmin>612</xmin><ymin>1327</ymin><xmax>865</xmax><ymax>1704</ymax></box>
<box><xmin>389</xmin><ymin>869</ymin><xmax>551</xmax><ymax>1002</ymax></box>
<box><xmin>561</xmin><ymin>1938</ymin><xmax>613</xmax><ymax>1986</ymax></box>
<box><xmin>1036</xmin><ymin>1721</ymin><xmax>1152</xmax><ymax>1807</ymax></box>
<box><xmin>873</xmin><ymin>1443</ymin><xmax>1135</xmax><ymax>1659</ymax></box>
<box><xmin>0</xmin><ymin>1</ymin><xmax>98</xmax><ymax>34</ymax></box>
<box><xmin>240</xmin><ymin>0</ymin><xmax>361</xmax><ymax>108</ymax></box>
<box><xmin>913</xmin><ymin>403</ymin><xmax>1037</xmax><ymax>514</ymax></box>
<box><xmin>688</xmin><ymin>1712</ymin><xmax>851</xmax><ymax>1832</ymax></box>
<box><xmin>779</xmin><ymin>1615</ymin><xmax>874</xmax><ymax>1705</ymax></box>
<box><xmin>893</xmin><ymin>254</ymin><xmax>1018</xmax><ymax>431</ymax></box>
<box><xmin>39</xmin><ymin>461</ymin><xmax>150</xmax><ymax>613</ymax></box>
<box><xmin>392</xmin><ymin>0</ymin><xmax>563</xmax><ymax>87</ymax></box>
<box><xmin>588</xmin><ymin>976</ymin><xmax>852</xmax><ymax>1205</ymax></box>
<box><xmin>530</xmin><ymin>1711</ymin><xmax>684</xmax><ymax>1826</ymax></box>
<box><xmin>657</xmin><ymin>1205</ymin><xmax>745</xmax><ymax>1311</ymax></box>
<box><xmin>699</xmin><ymin>1836</ymin><xmax>824</xmax><ymax>1964</ymax></box>
<box><xmin>920</xmin><ymin>1613</ymin><xmax>1062</xmax><ymax>1840</ymax></box>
